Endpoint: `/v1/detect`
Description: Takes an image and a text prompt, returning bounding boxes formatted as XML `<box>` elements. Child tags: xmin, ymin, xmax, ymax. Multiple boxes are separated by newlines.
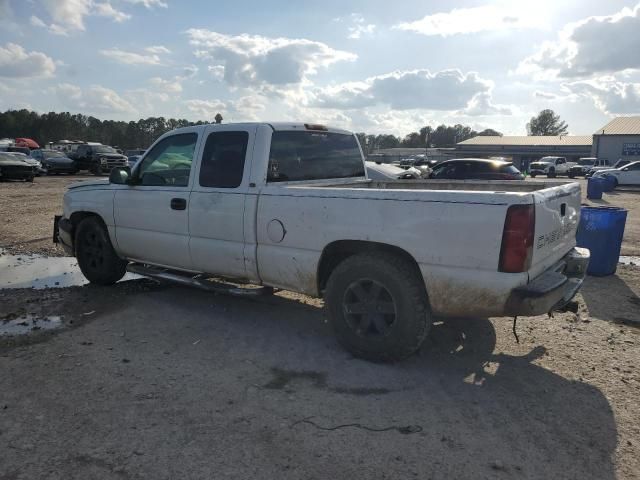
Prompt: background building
<box><xmin>455</xmin><ymin>136</ymin><xmax>592</xmax><ymax>171</ymax></box>
<box><xmin>592</xmin><ymin>117</ymin><xmax>640</xmax><ymax>164</ymax></box>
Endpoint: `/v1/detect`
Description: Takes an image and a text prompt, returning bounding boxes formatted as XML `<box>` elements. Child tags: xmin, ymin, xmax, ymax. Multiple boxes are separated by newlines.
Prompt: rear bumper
<box><xmin>53</xmin><ymin>215</ymin><xmax>74</xmax><ymax>255</ymax></box>
<box><xmin>505</xmin><ymin>247</ymin><xmax>590</xmax><ymax>316</ymax></box>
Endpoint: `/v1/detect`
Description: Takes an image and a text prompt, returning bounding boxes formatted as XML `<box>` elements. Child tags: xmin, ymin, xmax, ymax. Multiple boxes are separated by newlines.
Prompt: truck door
<box><xmin>114</xmin><ymin>131</ymin><xmax>199</xmax><ymax>270</ymax></box>
<box><xmin>188</xmin><ymin>124</ymin><xmax>257</xmax><ymax>280</ymax></box>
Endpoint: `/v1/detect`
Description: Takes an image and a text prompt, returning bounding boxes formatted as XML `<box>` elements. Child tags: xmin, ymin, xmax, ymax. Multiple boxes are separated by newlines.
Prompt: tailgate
<box><xmin>528</xmin><ymin>182</ymin><xmax>582</xmax><ymax>279</ymax></box>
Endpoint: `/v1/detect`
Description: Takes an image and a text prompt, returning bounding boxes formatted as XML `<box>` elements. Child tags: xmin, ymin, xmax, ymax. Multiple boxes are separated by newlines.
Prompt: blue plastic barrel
<box><xmin>587</xmin><ymin>177</ymin><xmax>605</xmax><ymax>199</ymax></box>
<box><xmin>576</xmin><ymin>206</ymin><xmax>628</xmax><ymax>276</ymax></box>
<box><xmin>601</xmin><ymin>175</ymin><xmax>617</xmax><ymax>192</ymax></box>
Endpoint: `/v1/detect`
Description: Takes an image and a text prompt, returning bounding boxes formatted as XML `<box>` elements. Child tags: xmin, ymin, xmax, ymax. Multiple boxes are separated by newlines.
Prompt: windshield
<box><xmin>94</xmin><ymin>146</ymin><xmax>116</xmax><ymax>153</ymax></box>
<box><xmin>578</xmin><ymin>159</ymin><xmax>595</xmax><ymax>166</ymax></box>
<box><xmin>267</xmin><ymin>131</ymin><xmax>364</xmax><ymax>182</ymax></box>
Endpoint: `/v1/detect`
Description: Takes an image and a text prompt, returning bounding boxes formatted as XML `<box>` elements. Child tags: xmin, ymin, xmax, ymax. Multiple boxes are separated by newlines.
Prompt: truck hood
<box><xmin>68</xmin><ymin>179</ymin><xmax>110</xmax><ymax>189</ymax></box>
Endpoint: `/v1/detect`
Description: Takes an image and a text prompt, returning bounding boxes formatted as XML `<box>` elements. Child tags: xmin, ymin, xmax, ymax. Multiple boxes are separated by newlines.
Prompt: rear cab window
<box><xmin>267</xmin><ymin>131</ymin><xmax>364</xmax><ymax>182</ymax></box>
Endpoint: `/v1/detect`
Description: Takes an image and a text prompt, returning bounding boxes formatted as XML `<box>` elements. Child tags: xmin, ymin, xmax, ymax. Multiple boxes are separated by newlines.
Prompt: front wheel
<box><xmin>324</xmin><ymin>252</ymin><xmax>431</xmax><ymax>362</ymax></box>
<box><xmin>547</xmin><ymin>169</ymin><xmax>556</xmax><ymax>178</ymax></box>
<box><xmin>75</xmin><ymin>217</ymin><xmax>127</xmax><ymax>285</ymax></box>
<box><xmin>91</xmin><ymin>164</ymin><xmax>102</xmax><ymax>176</ymax></box>
<box><xmin>530</xmin><ymin>173</ymin><xmax>537</xmax><ymax>178</ymax></box>
<box><xmin>568</xmin><ymin>172</ymin><xmax>575</xmax><ymax>178</ymax></box>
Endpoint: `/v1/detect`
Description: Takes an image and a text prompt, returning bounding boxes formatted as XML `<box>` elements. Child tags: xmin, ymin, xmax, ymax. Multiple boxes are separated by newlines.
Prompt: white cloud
<box><xmin>207</xmin><ymin>65</ymin><xmax>225</xmax><ymax>80</ymax></box>
<box><xmin>186</xmin><ymin>29</ymin><xmax>356</xmax><ymax>86</ymax></box>
<box><xmin>340</xmin><ymin>14</ymin><xmax>376</xmax><ymax>39</ymax></box>
<box><xmin>29</xmin><ymin>15</ymin><xmax>47</xmax><ymax>28</ymax></box>
<box><xmin>313</xmin><ymin>69</ymin><xmax>491</xmax><ymax>110</ymax></box>
<box><xmin>565</xmin><ymin>77</ymin><xmax>640</xmax><ymax>114</ymax></box>
<box><xmin>145</xmin><ymin>45</ymin><xmax>171</xmax><ymax>54</ymax></box>
<box><xmin>0</xmin><ymin>43</ymin><xmax>56</xmax><ymax>78</ymax></box>
<box><xmin>184</xmin><ymin>99</ymin><xmax>227</xmax><ymax>119</ymax></box>
<box><xmin>394</xmin><ymin>4</ymin><xmax>543</xmax><ymax>37</ymax></box>
<box><xmin>463</xmin><ymin>92</ymin><xmax>512</xmax><ymax>116</ymax></box>
<box><xmin>123</xmin><ymin>0</ymin><xmax>168</xmax><ymax>8</ymax></box>
<box><xmin>182</xmin><ymin>65</ymin><xmax>198</xmax><ymax>78</ymax></box>
<box><xmin>149</xmin><ymin>76</ymin><xmax>182</xmax><ymax>93</ymax></box>
<box><xmin>100</xmin><ymin>48</ymin><xmax>163</xmax><ymax>65</ymax></box>
<box><xmin>40</xmin><ymin>0</ymin><xmax>91</xmax><ymax>33</ymax></box>
<box><xmin>518</xmin><ymin>3</ymin><xmax>640</xmax><ymax>78</ymax></box>
<box><xmin>93</xmin><ymin>2</ymin><xmax>131</xmax><ymax>22</ymax></box>
<box><xmin>534</xmin><ymin>91</ymin><xmax>559</xmax><ymax>100</ymax></box>
<box><xmin>34</xmin><ymin>0</ymin><xmax>131</xmax><ymax>34</ymax></box>
<box><xmin>54</xmin><ymin>83</ymin><xmax>134</xmax><ymax>113</ymax></box>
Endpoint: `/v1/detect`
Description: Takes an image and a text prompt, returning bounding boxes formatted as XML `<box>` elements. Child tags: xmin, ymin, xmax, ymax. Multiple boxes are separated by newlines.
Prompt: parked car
<box><xmin>529</xmin><ymin>156</ymin><xmax>576</xmax><ymax>178</ymax></box>
<box><xmin>365</xmin><ymin>161</ymin><xmax>421</xmax><ymax>180</ymax></box>
<box><xmin>54</xmin><ymin>122</ymin><xmax>588</xmax><ymax>362</ymax></box>
<box><xmin>31</xmin><ymin>149</ymin><xmax>78</xmax><ymax>174</ymax></box>
<box><xmin>568</xmin><ymin>158</ymin><xmax>610</xmax><ymax>177</ymax></box>
<box><xmin>586</xmin><ymin>159</ymin><xmax>631</xmax><ymax>177</ymax></box>
<box><xmin>124</xmin><ymin>149</ymin><xmax>146</xmax><ymax>157</ymax></box>
<box><xmin>592</xmin><ymin>161</ymin><xmax>640</xmax><ymax>186</ymax></box>
<box><xmin>73</xmin><ymin>144</ymin><xmax>129</xmax><ymax>175</ymax></box>
<box><xmin>429</xmin><ymin>158</ymin><xmax>524</xmax><ymax>180</ymax></box>
<box><xmin>127</xmin><ymin>155</ymin><xmax>143</xmax><ymax>169</ymax></box>
<box><xmin>0</xmin><ymin>152</ymin><xmax>36</xmax><ymax>182</ymax></box>
<box><xmin>7</xmin><ymin>152</ymin><xmax>44</xmax><ymax>175</ymax></box>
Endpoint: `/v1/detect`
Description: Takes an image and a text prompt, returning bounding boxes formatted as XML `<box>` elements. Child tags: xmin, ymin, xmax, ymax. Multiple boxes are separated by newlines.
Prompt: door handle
<box><xmin>170</xmin><ymin>198</ymin><xmax>187</xmax><ymax>210</ymax></box>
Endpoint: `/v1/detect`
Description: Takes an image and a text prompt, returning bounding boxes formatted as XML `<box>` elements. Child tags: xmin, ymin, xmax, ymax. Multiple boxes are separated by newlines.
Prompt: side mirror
<box><xmin>109</xmin><ymin>166</ymin><xmax>131</xmax><ymax>184</ymax></box>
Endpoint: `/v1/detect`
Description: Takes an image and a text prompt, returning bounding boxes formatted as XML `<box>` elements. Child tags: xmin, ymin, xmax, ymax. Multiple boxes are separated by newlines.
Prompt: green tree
<box><xmin>477</xmin><ymin>128</ymin><xmax>502</xmax><ymax>136</ymax></box>
<box><xmin>527</xmin><ymin>109</ymin><xmax>568</xmax><ymax>136</ymax></box>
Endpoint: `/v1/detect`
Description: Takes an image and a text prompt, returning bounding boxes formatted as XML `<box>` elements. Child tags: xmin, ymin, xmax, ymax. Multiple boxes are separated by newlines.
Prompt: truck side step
<box><xmin>126</xmin><ymin>263</ymin><xmax>273</xmax><ymax>297</ymax></box>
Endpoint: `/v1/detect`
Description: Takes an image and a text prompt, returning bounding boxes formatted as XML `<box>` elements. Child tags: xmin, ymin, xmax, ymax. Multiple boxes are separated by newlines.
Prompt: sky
<box><xmin>1</xmin><ymin>0</ymin><xmax>640</xmax><ymax>136</ymax></box>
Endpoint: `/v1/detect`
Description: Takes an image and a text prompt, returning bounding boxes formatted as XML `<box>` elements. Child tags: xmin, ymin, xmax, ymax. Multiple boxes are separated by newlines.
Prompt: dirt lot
<box><xmin>1</xmin><ymin>176</ymin><xmax>639</xmax><ymax>479</ymax></box>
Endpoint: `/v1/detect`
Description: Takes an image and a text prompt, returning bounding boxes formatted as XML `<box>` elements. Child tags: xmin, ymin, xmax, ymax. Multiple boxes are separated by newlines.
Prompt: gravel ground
<box><xmin>0</xmin><ymin>175</ymin><xmax>639</xmax><ymax>479</ymax></box>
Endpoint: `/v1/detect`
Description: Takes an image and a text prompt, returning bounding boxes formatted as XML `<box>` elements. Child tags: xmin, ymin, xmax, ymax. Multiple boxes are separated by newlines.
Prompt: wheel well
<box><xmin>317</xmin><ymin>240</ymin><xmax>423</xmax><ymax>294</ymax></box>
<box><xmin>69</xmin><ymin>212</ymin><xmax>103</xmax><ymax>239</ymax></box>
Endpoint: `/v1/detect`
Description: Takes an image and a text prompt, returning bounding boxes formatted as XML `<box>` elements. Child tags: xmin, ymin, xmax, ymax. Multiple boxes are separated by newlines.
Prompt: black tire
<box><xmin>324</xmin><ymin>252</ymin><xmax>431</xmax><ymax>362</ymax></box>
<box><xmin>75</xmin><ymin>217</ymin><xmax>127</xmax><ymax>285</ymax></box>
<box><xmin>568</xmin><ymin>172</ymin><xmax>575</xmax><ymax>179</ymax></box>
<box><xmin>530</xmin><ymin>173</ymin><xmax>537</xmax><ymax>178</ymax></box>
<box><xmin>92</xmin><ymin>164</ymin><xmax>102</xmax><ymax>176</ymax></box>
<box><xmin>547</xmin><ymin>169</ymin><xmax>556</xmax><ymax>178</ymax></box>
<box><xmin>26</xmin><ymin>176</ymin><xmax>34</xmax><ymax>182</ymax></box>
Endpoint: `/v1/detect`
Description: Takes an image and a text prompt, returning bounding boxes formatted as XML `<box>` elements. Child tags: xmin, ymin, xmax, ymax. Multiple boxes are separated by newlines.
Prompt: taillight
<box><xmin>499</xmin><ymin>204</ymin><xmax>535</xmax><ymax>273</ymax></box>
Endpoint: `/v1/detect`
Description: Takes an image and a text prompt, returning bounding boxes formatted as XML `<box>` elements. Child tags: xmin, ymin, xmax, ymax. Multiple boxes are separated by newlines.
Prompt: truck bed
<box><xmin>325</xmin><ymin>178</ymin><xmax>572</xmax><ymax>193</ymax></box>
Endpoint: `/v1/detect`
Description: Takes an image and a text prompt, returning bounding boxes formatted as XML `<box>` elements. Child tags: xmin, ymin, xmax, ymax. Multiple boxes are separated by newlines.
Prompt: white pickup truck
<box><xmin>529</xmin><ymin>156</ymin><xmax>576</xmax><ymax>178</ymax></box>
<box><xmin>54</xmin><ymin>123</ymin><xmax>589</xmax><ymax>361</ymax></box>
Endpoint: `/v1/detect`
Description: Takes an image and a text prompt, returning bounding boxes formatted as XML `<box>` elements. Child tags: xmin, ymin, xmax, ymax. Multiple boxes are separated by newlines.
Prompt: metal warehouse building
<box><xmin>592</xmin><ymin>116</ymin><xmax>640</xmax><ymax>164</ymax></box>
<box><xmin>455</xmin><ymin>135</ymin><xmax>592</xmax><ymax>171</ymax></box>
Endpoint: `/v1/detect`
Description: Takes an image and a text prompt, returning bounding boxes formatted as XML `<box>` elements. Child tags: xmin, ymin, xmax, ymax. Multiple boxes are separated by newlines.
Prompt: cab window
<box><xmin>199</xmin><ymin>131</ymin><xmax>248</xmax><ymax>188</ymax></box>
<box><xmin>136</xmin><ymin>133</ymin><xmax>197</xmax><ymax>187</ymax></box>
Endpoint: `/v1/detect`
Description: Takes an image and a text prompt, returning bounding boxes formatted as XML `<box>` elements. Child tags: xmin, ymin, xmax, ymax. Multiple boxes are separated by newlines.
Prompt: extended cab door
<box><xmin>113</xmin><ymin>130</ymin><xmax>200</xmax><ymax>270</ymax></box>
<box><xmin>188</xmin><ymin>124</ymin><xmax>257</xmax><ymax>280</ymax></box>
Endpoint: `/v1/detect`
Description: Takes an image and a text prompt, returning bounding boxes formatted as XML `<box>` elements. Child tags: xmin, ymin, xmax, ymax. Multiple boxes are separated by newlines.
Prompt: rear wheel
<box><xmin>530</xmin><ymin>172</ymin><xmax>537</xmax><ymax>178</ymax></box>
<box><xmin>324</xmin><ymin>252</ymin><xmax>431</xmax><ymax>362</ymax></box>
<box><xmin>75</xmin><ymin>217</ymin><xmax>127</xmax><ymax>285</ymax></box>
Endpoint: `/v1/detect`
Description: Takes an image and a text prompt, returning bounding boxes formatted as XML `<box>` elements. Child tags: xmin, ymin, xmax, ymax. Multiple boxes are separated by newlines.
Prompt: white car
<box><xmin>592</xmin><ymin>160</ymin><xmax>640</xmax><ymax>185</ymax></box>
<box><xmin>529</xmin><ymin>156</ymin><xmax>576</xmax><ymax>178</ymax></box>
<box><xmin>365</xmin><ymin>161</ymin><xmax>422</xmax><ymax>180</ymax></box>
<box><xmin>54</xmin><ymin>122</ymin><xmax>589</xmax><ymax>362</ymax></box>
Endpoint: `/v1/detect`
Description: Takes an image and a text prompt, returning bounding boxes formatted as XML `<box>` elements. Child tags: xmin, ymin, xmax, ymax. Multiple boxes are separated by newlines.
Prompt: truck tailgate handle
<box><xmin>170</xmin><ymin>198</ymin><xmax>187</xmax><ymax>210</ymax></box>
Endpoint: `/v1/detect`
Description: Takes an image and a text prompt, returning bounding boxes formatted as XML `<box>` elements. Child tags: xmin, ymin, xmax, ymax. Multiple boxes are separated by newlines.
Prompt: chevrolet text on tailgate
<box><xmin>54</xmin><ymin>122</ymin><xmax>590</xmax><ymax>362</ymax></box>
